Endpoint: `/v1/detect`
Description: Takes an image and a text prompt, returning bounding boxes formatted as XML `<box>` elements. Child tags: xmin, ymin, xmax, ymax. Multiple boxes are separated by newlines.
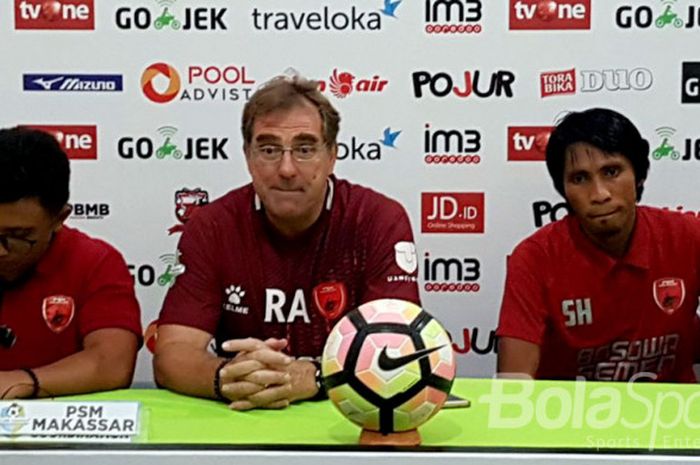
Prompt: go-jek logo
<box><xmin>651</xmin><ymin>126</ymin><xmax>700</xmax><ymax>161</ymax></box>
<box><xmin>117</xmin><ymin>126</ymin><xmax>230</xmax><ymax>161</ymax></box>
<box><xmin>128</xmin><ymin>253</ymin><xmax>184</xmax><ymax>288</ymax></box>
<box><xmin>424</xmin><ymin>0</ymin><xmax>483</xmax><ymax>34</ymax></box>
<box><xmin>251</xmin><ymin>0</ymin><xmax>399</xmax><ymax>32</ymax></box>
<box><xmin>15</xmin><ymin>0</ymin><xmax>94</xmax><ymax>29</ymax></box>
<box><xmin>616</xmin><ymin>0</ymin><xmax>700</xmax><ymax>29</ymax></box>
<box><xmin>115</xmin><ymin>0</ymin><xmax>228</xmax><ymax>31</ymax></box>
<box><xmin>509</xmin><ymin>0</ymin><xmax>591</xmax><ymax>30</ymax></box>
<box><xmin>140</xmin><ymin>62</ymin><xmax>255</xmax><ymax>104</ymax></box>
<box><xmin>423</xmin><ymin>123</ymin><xmax>482</xmax><ymax>164</ymax></box>
<box><xmin>337</xmin><ymin>127</ymin><xmax>401</xmax><ymax>162</ymax></box>
<box><xmin>422</xmin><ymin>251</ymin><xmax>481</xmax><ymax>293</ymax></box>
<box><xmin>317</xmin><ymin>69</ymin><xmax>389</xmax><ymax>98</ymax></box>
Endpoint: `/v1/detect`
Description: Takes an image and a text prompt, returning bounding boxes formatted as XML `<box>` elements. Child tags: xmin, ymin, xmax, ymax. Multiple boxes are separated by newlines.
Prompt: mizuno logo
<box><xmin>377</xmin><ymin>344</ymin><xmax>445</xmax><ymax>371</ymax></box>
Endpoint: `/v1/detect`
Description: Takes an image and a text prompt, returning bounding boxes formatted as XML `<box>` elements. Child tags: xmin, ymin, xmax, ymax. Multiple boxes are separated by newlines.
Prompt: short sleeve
<box><xmin>361</xmin><ymin>198</ymin><xmax>421</xmax><ymax>306</ymax></box>
<box><xmin>78</xmin><ymin>246</ymin><xmax>142</xmax><ymax>343</ymax></box>
<box><xmin>496</xmin><ymin>240</ymin><xmax>550</xmax><ymax>345</ymax></box>
<box><xmin>158</xmin><ymin>213</ymin><xmax>222</xmax><ymax>335</ymax></box>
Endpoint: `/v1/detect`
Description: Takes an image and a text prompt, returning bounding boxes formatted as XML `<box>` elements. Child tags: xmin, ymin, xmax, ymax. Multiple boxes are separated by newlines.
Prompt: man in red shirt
<box><xmin>497</xmin><ymin>108</ymin><xmax>699</xmax><ymax>382</ymax></box>
<box><xmin>0</xmin><ymin>127</ymin><xmax>142</xmax><ymax>399</ymax></box>
<box><xmin>155</xmin><ymin>75</ymin><xmax>420</xmax><ymax>410</ymax></box>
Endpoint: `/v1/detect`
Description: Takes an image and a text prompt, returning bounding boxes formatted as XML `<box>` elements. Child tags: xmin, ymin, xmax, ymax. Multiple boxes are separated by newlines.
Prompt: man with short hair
<box><xmin>497</xmin><ymin>108</ymin><xmax>699</xmax><ymax>382</ymax></box>
<box><xmin>155</xmin><ymin>75</ymin><xmax>420</xmax><ymax>410</ymax></box>
<box><xmin>0</xmin><ymin>127</ymin><xmax>142</xmax><ymax>399</ymax></box>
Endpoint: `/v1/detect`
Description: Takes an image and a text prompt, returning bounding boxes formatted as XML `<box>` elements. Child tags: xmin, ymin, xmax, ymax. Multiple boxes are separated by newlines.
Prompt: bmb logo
<box><xmin>424</xmin><ymin>123</ymin><xmax>482</xmax><ymax>164</ymax></box>
<box><xmin>509</xmin><ymin>0</ymin><xmax>591</xmax><ymax>30</ymax></box>
<box><xmin>424</xmin><ymin>0</ymin><xmax>483</xmax><ymax>34</ymax></box>
<box><xmin>15</xmin><ymin>0</ymin><xmax>94</xmax><ymax>30</ymax></box>
<box><xmin>24</xmin><ymin>125</ymin><xmax>97</xmax><ymax>160</ymax></box>
<box><xmin>421</xmin><ymin>192</ymin><xmax>485</xmax><ymax>233</ymax></box>
<box><xmin>507</xmin><ymin>126</ymin><xmax>553</xmax><ymax>161</ymax></box>
<box><xmin>70</xmin><ymin>203</ymin><xmax>110</xmax><ymax>220</ymax></box>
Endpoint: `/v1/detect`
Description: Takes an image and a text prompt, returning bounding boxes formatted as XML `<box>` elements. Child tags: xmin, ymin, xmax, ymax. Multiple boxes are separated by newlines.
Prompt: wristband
<box><xmin>213</xmin><ymin>358</ymin><xmax>231</xmax><ymax>402</ymax></box>
<box><xmin>21</xmin><ymin>368</ymin><xmax>39</xmax><ymax>399</ymax></box>
<box><xmin>309</xmin><ymin>359</ymin><xmax>327</xmax><ymax>401</ymax></box>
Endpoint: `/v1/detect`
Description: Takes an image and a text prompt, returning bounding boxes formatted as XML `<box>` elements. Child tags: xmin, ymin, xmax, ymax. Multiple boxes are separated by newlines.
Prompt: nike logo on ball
<box><xmin>378</xmin><ymin>345</ymin><xmax>445</xmax><ymax>371</ymax></box>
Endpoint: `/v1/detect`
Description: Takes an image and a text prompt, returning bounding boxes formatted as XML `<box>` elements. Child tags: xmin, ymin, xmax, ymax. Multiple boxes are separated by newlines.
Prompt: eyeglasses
<box><xmin>0</xmin><ymin>235</ymin><xmax>38</xmax><ymax>255</ymax></box>
<box><xmin>251</xmin><ymin>144</ymin><xmax>324</xmax><ymax>163</ymax></box>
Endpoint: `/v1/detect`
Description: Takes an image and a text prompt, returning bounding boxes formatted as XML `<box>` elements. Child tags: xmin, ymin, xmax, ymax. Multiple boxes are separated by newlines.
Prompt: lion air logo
<box><xmin>329</xmin><ymin>70</ymin><xmax>355</xmax><ymax>98</ymax></box>
<box><xmin>313</xmin><ymin>282</ymin><xmax>347</xmax><ymax>322</ymax></box>
<box><xmin>168</xmin><ymin>188</ymin><xmax>209</xmax><ymax>235</ymax></box>
<box><xmin>42</xmin><ymin>295</ymin><xmax>75</xmax><ymax>333</ymax></box>
<box><xmin>653</xmin><ymin>278</ymin><xmax>686</xmax><ymax>315</ymax></box>
<box><xmin>318</xmin><ymin>69</ymin><xmax>389</xmax><ymax>98</ymax></box>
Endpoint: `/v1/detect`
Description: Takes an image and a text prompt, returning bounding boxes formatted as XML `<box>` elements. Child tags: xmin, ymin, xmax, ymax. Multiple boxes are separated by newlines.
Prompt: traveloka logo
<box><xmin>115</xmin><ymin>0</ymin><xmax>228</xmax><ymax>31</ymax></box>
<box><xmin>424</xmin><ymin>0</ymin><xmax>483</xmax><ymax>34</ymax></box>
<box><xmin>616</xmin><ymin>0</ymin><xmax>700</xmax><ymax>30</ymax></box>
<box><xmin>317</xmin><ymin>69</ymin><xmax>389</xmax><ymax>98</ymax></box>
<box><xmin>140</xmin><ymin>62</ymin><xmax>255</xmax><ymax>104</ymax></box>
<box><xmin>23</xmin><ymin>74</ymin><xmax>123</xmax><ymax>92</ymax></box>
<box><xmin>337</xmin><ymin>126</ymin><xmax>401</xmax><ymax>162</ymax></box>
<box><xmin>251</xmin><ymin>0</ymin><xmax>400</xmax><ymax>32</ymax></box>
<box><xmin>117</xmin><ymin>126</ymin><xmax>230</xmax><ymax>160</ymax></box>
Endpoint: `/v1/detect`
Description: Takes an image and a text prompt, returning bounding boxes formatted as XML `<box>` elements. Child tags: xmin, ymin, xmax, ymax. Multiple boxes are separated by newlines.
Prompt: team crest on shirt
<box><xmin>313</xmin><ymin>282</ymin><xmax>347</xmax><ymax>322</ymax></box>
<box><xmin>41</xmin><ymin>295</ymin><xmax>75</xmax><ymax>333</ymax></box>
<box><xmin>653</xmin><ymin>278</ymin><xmax>685</xmax><ymax>315</ymax></box>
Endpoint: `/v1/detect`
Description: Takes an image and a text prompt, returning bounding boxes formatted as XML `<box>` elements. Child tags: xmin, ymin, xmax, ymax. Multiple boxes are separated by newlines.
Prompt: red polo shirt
<box><xmin>498</xmin><ymin>206</ymin><xmax>699</xmax><ymax>382</ymax></box>
<box><xmin>0</xmin><ymin>227</ymin><xmax>142</xmax><ymax>370</ymax></box>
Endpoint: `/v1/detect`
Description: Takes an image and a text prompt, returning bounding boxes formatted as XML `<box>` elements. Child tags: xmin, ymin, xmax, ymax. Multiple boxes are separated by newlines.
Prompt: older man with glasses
<box><xmin>0</xmin><ymin>127</ymin><xmax>142</xmax><ymax>399</ymax></box>
<box><xmin>154</xmin><ymin>74</ymin><xmax>420</xmax><ymax>411</ymax></box>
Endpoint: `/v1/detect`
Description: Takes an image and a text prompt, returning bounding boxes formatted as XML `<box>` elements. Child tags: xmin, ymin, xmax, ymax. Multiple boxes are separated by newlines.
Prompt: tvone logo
<box><xmin>424</xmin><ymin>0</ymin><xmax>482</xmax><ymax>33</ymax></box>
<box><xmin>450</xmin><ymin>328</ymin><xmax>497</xmax><ymax>355</ymax></box>
<box><xmin>115</xmin><ymin>0</ymin><xmax>227</xmax><ymax>30</ymax></box>
<box><xmin>616</xmin><ymin>1</ymin><xmax>700</xmax><ymax>29</ymax></box>
<box><xmin>508</xmin><ymin>126</ymin><xmax>552</xmax><ymax>161</ymax></box>
<box><xmin>424</xmin><ymin>124</ymin><xmax>482</xmax><ymax>164</ymax></box>
<box><xmin>15</xmin><ymin>0</ymin><xmax>94</xmax><ymax>30</ymax></box>
<box><xmin>682</xmin><ymin>62</ymin><xmax>700</xmax><ymax>103</ymax></box>
<box><xmin>421</xmin><ymin>193</ymin><xmax>485</xmax><ymax>233</ymax></box>
<box><xmin>413</xmin><ymin>71</ymin><xmax>515</xmax><ymax>99</ymax></box>
<box><xmin>510</xmin><ymin>0</ymin><xmax>591</xmax><ymax>30</ymax></box>
<box><xmin>422</xmin><ymin>252</ymin><xmax>481</xmax><ymax>293</ymax></box>
<box><xmin>117</xmin><ymin>126</ymin><xmax>229</xmax><ymax>161</ymax></box>
<box><xmin>532</xmin><ymin>200</ymin><xmax>570</xmax><ymax>228</ymax></box>
<box><xmin>24</xmin><ymin>125</ymin><xmax>97</xmax><ymax>160</ymax></box>
<box><xmin>141</xmin><ymin>62</ymin><xmax>255</xmax><ymax>104</ymax></box>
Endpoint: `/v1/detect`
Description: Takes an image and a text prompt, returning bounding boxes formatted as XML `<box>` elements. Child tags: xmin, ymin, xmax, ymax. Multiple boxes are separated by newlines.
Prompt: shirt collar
<box><xmin>566</xmin><ymin>207</ymin><xmax>650</xmax><ymax>271</ymax></box>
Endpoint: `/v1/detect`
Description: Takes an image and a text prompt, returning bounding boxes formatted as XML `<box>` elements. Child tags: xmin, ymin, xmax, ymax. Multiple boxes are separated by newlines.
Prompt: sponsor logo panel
<box><xmin>15</xmin><ymin>0</ymin><xmax>94</xmax><ymax>30</ymax></box>
<box><xmin>421</xmin><ymin>192</ymin><xmax>485</xmax><ymax>233</ymax></box>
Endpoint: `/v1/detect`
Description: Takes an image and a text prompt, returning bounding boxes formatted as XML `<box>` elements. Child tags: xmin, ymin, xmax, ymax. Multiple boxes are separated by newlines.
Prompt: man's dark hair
<box><xmin>545</xmin><ymin>108</ymin><xmax>650</xmax><ymax>201</ymax></box>
<box><xmin>0</xmin><ymin>127</ymin><xmax>70</xmax><ymax>215</ymax></box>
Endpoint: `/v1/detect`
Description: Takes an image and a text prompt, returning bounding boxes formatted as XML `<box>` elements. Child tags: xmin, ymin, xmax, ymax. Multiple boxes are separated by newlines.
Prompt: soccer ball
<box><xmin>321</xmin><ymin>299</ymin><xmax>455</xmax><ymax>434</ymax></box>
